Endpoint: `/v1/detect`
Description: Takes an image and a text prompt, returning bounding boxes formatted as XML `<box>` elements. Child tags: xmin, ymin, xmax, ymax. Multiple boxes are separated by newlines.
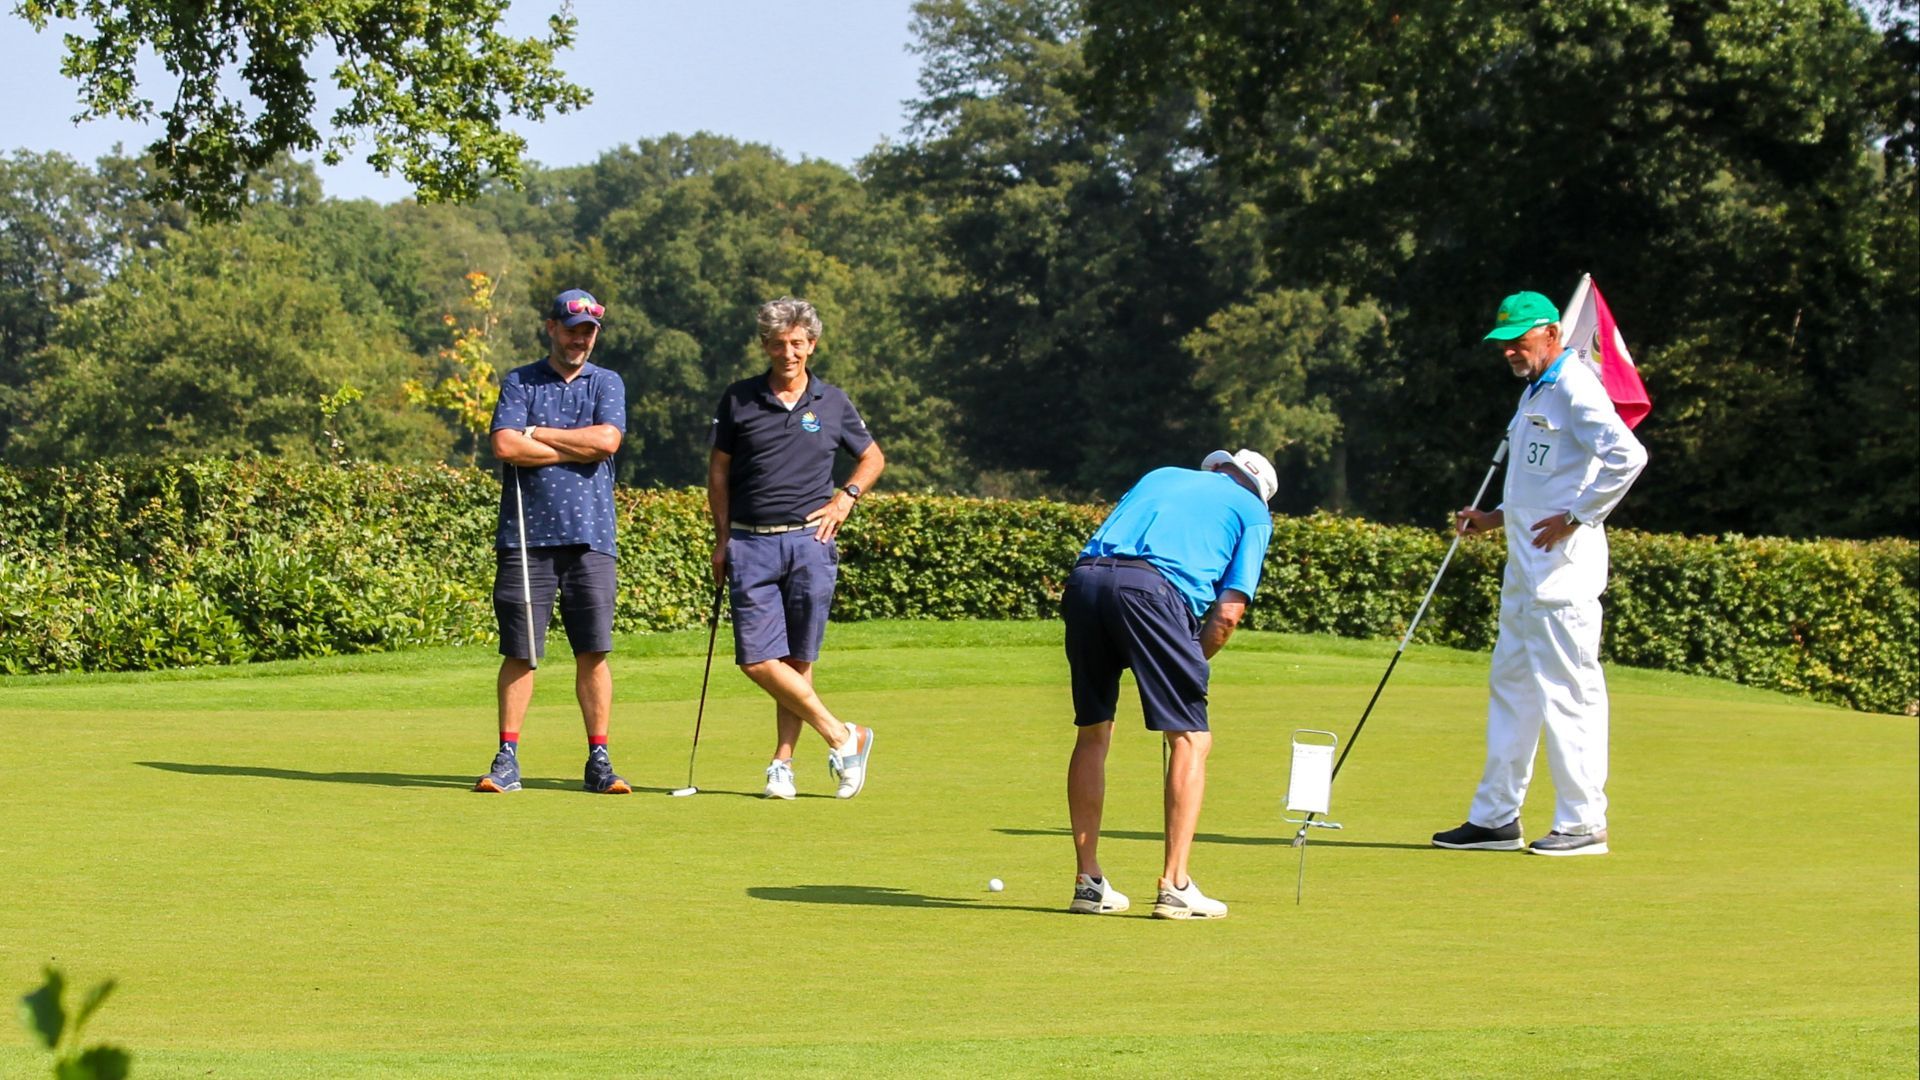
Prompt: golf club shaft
<box><xmin>513</xmin><ymin>465</ymin><xmax>538</xmax><ymax>671</ymax></box>
<box><xmin>685</xmin><ymin>582</ymin><xmax>725</xmax><ymax>789</ymax></box>
<box><xmin>1293</xmin><ymin>437</ymin><xmax>1509</xmax><ymax>838</ymax></box>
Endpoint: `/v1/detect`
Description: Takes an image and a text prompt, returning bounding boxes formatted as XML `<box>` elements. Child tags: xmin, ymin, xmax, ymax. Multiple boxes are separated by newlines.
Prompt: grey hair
<box><xmin>756</xmin><ymin>297</ymin><xmax>823</xmax><ymax>342</ymax></box>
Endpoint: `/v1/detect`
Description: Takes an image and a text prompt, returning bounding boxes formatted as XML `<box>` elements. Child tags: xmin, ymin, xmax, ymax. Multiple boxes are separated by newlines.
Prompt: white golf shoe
<box><xmin>827</xmin><ymin>724</ymin><xmax>873</xmax><ymax>799</ymax></box>
<box><xmin>1068</xmin><ymin>873</ymin><xmax>1130</xmax><ymax>914</ymax></box>
<box><xmin>763</xmin><ymin>759</ymin><xmax>796</xmax><ymax>800</ymax></box>
<box><xmin>1152</xmin><ymin>878</ymin><xmax>1228</xmax><ymax>920</ymax></box>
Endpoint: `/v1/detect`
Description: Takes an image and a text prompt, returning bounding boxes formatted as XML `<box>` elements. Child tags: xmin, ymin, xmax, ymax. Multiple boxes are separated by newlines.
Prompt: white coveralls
<box><xmin>1467</xmin><ymin>352</ymin><xmax>1647</xmax><ymax>835</ymax></box>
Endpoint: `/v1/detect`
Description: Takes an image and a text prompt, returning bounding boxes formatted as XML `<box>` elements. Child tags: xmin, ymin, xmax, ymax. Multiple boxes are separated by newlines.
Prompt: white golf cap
<box><xmin>1201</xmin><ymin>448</ymin><xmax>1278</xmax><ymax>504</ymax></box>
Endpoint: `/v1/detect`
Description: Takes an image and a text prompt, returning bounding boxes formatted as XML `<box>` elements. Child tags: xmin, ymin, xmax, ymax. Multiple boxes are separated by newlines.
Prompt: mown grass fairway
<box><xmin>3</xmin><ymin>622</ymin><xmax>1915</xmax><ymax>1077</ymax></box>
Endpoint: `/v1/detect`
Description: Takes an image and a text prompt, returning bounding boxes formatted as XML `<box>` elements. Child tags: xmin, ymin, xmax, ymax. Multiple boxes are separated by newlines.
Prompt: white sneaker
<box><xmin>827</xmin><ymin>724</ymin><xmax>873</xmax><ymax>799</ymax></box>
<box><xmin>1068</xmin><ymin>873</ymin><xmax>1130</xmax><ymax>914</ymax></box>
<box><xmin>763</xmin><ymin>759</ymin><xmax>796</xmax><ymax>800</ymax></box>
<box><xmin>1152</xmin><ymin>878</ymin><xmax>1228</xmax><ymax>920</ymax></box>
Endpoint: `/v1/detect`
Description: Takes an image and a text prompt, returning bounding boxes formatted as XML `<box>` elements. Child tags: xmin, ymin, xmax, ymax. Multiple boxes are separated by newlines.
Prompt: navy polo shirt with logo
<box><xmin>489</xmin><ymin>359</ymin><xmax>628</xmax><ymax>555</ymax></box>
<box><xmin>711</xmin><ymin>373</ymin><xmax>873</xmax><ymax>524</ymax></box>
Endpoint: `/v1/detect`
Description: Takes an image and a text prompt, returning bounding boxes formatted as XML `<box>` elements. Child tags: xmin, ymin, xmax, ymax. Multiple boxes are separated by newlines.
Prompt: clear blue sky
<box><xmin>0</xmin><ymin>0</ymin><xmax>923</xmax><ymax>202</ymax></box>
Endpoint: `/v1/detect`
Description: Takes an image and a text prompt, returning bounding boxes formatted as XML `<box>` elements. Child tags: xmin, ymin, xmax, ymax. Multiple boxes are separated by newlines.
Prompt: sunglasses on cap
<box><xmin>563</xmin><ymin>298</ymin><xmax>605</xmax><ymax>318</ymax></box>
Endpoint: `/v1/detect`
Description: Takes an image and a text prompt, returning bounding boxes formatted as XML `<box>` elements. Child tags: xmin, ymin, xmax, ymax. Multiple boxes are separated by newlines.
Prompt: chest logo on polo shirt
<box><xmin>800</xmin><ymin>410</ymin><xmax>821</xmax><ymax>433</ymax></box>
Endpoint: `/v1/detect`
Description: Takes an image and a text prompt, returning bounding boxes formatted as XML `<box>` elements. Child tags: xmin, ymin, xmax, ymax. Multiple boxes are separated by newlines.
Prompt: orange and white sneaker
<box><xmin>827</xmin><ymin>724</ymin><xmax>874</xmax><ymax>799</ymax></box>
<box><xmin>1069</xmin><ymin>874</ymin><xmax>1131</xmax><ymax>914</ymax></box>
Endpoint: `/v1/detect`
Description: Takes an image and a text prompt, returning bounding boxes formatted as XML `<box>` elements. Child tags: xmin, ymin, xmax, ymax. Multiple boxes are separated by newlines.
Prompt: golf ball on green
<box><xmin>988</xmin><ymin>878</ymin><xmax>1004</xmax><ymax>892</ymax></box>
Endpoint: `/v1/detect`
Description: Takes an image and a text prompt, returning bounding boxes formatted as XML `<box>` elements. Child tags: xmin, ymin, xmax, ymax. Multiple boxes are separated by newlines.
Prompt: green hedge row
<box><xmin>2</xmin><ymin>461</ymin><xmax>1914</xmax><ymax>714</ymax></box>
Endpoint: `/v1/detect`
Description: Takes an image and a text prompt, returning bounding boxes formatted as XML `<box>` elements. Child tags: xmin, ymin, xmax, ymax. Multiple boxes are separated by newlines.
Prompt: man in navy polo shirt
<box><xmin>474</xmin><ymin>288</ymin><xmax>632</xmax><ymax>795</ymax></box>
<box><xmin>1063</xmin><ymin>449</ymin><xmax>1277</xmax><ymax>919</ymax></box>
<box><xmin>708</xmin><ymin>297</ymin><xmax>885</xmax><ymax>800</ymax></box>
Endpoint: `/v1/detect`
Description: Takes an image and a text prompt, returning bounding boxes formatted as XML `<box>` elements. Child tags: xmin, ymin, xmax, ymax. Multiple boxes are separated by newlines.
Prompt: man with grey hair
<box><xmin>708</xmin><ymin>297</ymin><xmax>886</xmax><ymax>799</ymax></box>
<box><xmin>1433</xmin><ymin>290</ymin><xmax>1647</xmax><ymax>856</ymax></box>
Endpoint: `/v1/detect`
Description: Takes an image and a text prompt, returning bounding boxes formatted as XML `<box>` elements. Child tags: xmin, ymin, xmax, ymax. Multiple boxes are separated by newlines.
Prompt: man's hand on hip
<box><xmin>1529</xmin><ymin>512</ymin><xmax>1579</xmax><ymax>551</ymax></box>
<box><xmin>805</xmin><ymin>492</ymin><xmax>855</xmax><ymax>541</ymax></box>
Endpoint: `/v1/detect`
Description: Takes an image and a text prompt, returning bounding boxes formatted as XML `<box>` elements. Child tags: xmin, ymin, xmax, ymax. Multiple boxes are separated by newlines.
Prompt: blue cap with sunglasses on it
<box><xmin>549</xmin><ymin>288</ymin><xmax>605</xmax><ymax>327</ymax></box>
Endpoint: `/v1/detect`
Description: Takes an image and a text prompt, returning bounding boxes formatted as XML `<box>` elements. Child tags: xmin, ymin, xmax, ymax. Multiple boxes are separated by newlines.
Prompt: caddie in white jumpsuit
<box><xmin>1433</xmin><ymin>290</ymin><xmax>1647</xmax><ymax>857</ymax></box>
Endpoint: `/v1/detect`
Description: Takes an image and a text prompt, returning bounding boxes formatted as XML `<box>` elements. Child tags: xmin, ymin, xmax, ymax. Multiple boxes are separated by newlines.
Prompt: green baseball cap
<box><xmin>1483</xmin><ymin>291</ymin><xmax>1560</xmax><ymax>340</ymax></box>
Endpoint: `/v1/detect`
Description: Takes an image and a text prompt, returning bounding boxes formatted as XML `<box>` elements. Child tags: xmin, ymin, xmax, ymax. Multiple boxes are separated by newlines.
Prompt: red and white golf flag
<box><xmin>1560</xmin><ymin>274</ymin><xmax>1651</xmax><ymax>429</ymax></box>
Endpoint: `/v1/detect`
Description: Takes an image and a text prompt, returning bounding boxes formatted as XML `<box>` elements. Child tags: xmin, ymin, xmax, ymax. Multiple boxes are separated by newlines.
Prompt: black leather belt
<box><xmin>1075</xmin><ymin>556</ymin><xmax>1159</xmax><ymax>573</ymax></box>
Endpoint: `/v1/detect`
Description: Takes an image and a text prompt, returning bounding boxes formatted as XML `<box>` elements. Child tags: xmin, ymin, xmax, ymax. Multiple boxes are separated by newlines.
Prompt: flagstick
<box><xmin>1290</xmin><ymin>436</ymin><xmax>1510</xmax><ymax>846</ymax></box>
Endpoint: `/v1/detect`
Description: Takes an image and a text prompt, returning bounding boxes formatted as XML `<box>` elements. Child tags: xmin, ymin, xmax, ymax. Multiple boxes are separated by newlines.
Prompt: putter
<box><xmin>669</xmin><ymin>582</ymin><xmax>727</xmax><ymax>797</ymax></box>
<box><xmin>1290</xmin><ymin>437</ymin><xmax>1510</xmax><ymax>846</ymax></box>
<box><xmin>512</xmin><ymin>465</ymin><xmax>538</xmax><ymax>671</ymax></box>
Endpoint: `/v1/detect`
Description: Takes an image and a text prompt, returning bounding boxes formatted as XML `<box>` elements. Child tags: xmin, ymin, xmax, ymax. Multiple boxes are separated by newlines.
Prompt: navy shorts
<box><xmin>727</xmin><ymin>529</ymin><xmax>838</xmax><ymax>665</ymax></box>
<box><xmin>494</xmin><ymin>545</ymin><xmax>616</xmax><ymax>660</ymax></box>
<box><xmin>1062</xmin><ymin>559</ymin><xmax>1210</xmax><ymax>732</ymax></box>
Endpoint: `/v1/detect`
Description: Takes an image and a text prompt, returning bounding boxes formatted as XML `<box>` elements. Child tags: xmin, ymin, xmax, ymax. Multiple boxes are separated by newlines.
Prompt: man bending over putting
<box><xmin>474</xmin><ymin>289</ymin><xmax>631</xmax><ymax>795</ymax></box>
<box><xmin>1064</xmin><ymin>449</ymin><xmax>1277</xmax><ymax>919</ymax></box>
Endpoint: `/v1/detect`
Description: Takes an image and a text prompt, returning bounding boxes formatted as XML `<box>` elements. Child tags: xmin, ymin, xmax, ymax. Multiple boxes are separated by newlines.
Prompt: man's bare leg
<box><xmin>1068</xmin><ymin>722</ymin><xmax>1113</xmax><ymax>878</ymax></box>
<box><xmin>1160</xmin><ymin>730</ymin><xmax>1212</xmax><ymax>887</ymax></box>
<box><xmin>497</xmin><ymin>658</ymin><xmax>534</xmax><ymax>738</ymax></box>
<box><xmin>575</xmin><ymin>651</ymin><xmax>610</xmax><ymax>739</ymax></box>
<box><xmin>773</xmin><ymin>659</ymin><xmax>810</xmax><ymax>761</ymax></box>
<box><xmin>740</xmin><ymin>658</ymin><xmax>850</xmax><ymax>747</ymax></box>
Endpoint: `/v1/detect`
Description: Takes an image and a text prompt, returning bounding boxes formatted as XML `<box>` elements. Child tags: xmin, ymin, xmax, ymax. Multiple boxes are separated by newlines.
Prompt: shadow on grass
<box><xmin>748</xmin><ymin>884</ymin><xmax>1058</xmax><ymax>914</ymax></box>
<box><xmin>994</xmin><ymin>826</ymin><xmax>1430</xmax><ymax>851</ymax></box>
<box><xmin>138</xmin><ymin>761</ymin><xmax>665</xmax><ymax>794</ymax></box>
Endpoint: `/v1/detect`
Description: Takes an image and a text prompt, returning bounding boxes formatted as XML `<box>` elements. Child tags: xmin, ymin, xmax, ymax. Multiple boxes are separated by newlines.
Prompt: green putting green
<box><xmin>3</xmin><ymin>622</ymin><xmax>1914</xmax><ymax>1077</ymax></box>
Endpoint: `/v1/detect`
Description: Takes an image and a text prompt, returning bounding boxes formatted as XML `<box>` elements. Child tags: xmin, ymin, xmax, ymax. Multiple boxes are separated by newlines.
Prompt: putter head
<box><xmin>668</xmin><ymin>786</ymin><xmax>699</xmax><ymax>797</ymax></box>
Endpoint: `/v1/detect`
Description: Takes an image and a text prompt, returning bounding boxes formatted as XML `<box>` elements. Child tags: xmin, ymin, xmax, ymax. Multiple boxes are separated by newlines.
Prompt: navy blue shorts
<box><xmin>727</xmin><ymin>529</ymin><xmax>838</xmax><ymax>665</ymax></box>
<box><xmin>1062</xmin><ymin>559</ymin><xmax>1210</xmax><ymax>732</ymax></box>
<box><xmin>494</xmin><ymin>545</ymin><xmax>616</xmax><ymax>660</ymax></box>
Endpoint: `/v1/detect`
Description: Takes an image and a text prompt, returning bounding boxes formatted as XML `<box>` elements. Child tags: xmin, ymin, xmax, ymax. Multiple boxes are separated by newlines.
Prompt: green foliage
<box><xmin>0</xmin><ymin>150</ymin><xmax>175</xmax><ymax>450</ymax></box>
<box><xmin>1605</xmin><ymin>530</ymin><xmax>1920</xmax><ymax>718</ymax></box>
<box><xmin>17</xmin><ymin>966</ymin><xmax>130</xmax><ymax>1079</ymax></box>
<box><xmin>0</xmin><ymin>462</ymin><xmax>1912</xmax><ymax>713</ymax></box>
<box><xmin>1184</xmin><ymin>287</ymin><xmax>1396</xmax><ymax>512</ymax></box>
<box><xmin>1082</xmin><ymin>0</ymin><xmax>1919</xmax><ymax>536</ymax></box>
<box><xmin>836</xmin><ymin>495</ymin><xmax>1106</xmax><ymax>619</ymax></box>
<box><xmin>402</xmin><ymin>271</ymin><xmax>504</xmax><ymax>462</ymax></box>
<box><xmin>6</xmin><ymin>220</ymin><xmax>454</xmax><ymax>465</ymax></box>
<box><xmin>868</xmin><ymin>0</ymin><xmax>1249</xmax><ymax>497</ymax></box>
<box><xmin>12</xmin><ymin>0</ymin><xmax>592</xmax><ymax>217</ymax></box>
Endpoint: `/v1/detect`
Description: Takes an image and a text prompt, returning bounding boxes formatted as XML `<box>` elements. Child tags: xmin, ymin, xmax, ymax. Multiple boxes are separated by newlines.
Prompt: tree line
<box><xmin>1</xmin><ymin>0</ymin><xmax>1912</xmax><ymax>538</ymax></box>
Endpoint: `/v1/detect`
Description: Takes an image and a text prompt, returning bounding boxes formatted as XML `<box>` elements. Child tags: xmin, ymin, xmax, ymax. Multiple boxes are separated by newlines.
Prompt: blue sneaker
<box><xmin>582</xmin><ymin>752</ymin><xmax>632</xmax><ymax>795</ymax></box>
<box><xmin>827</xmin><ymin>724</ymin><xmax>873</xmax><ymax>799</ymax></box>
<box><xmin>474</xmin><ymin>747</ymin><xmax>520</xmax><ymax>793</ymax></box>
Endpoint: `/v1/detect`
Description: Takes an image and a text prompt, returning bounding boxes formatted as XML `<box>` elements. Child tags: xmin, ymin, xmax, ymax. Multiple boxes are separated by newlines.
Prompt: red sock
<box><xmin>589</xmin><ymin>735</ymin><xmax>608</xmax><ymax>753</ymax></box>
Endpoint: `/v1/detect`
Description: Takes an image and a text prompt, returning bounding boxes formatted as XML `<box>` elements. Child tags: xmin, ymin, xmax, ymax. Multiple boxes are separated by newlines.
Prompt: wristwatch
<box><xmin>842</xmin><ymin>483</ymin><xmax>863</xmax><ymax>501</ymax></box>
<box><xmin>1565</xmin><ymin>511</ymin><xmax>1581</xmax><ymax>527</ymax></box>
<box><xmin>524</xmin><ymin>424</ymin><xmax>538</xmax><ymax>439</ymax></box>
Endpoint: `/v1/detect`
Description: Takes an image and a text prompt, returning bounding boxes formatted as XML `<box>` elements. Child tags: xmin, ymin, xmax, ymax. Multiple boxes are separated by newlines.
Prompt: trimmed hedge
<box><xmin>1</xmin><ymin>461</ymin><xmax>1914</xmax><ymax>714</ymax></box>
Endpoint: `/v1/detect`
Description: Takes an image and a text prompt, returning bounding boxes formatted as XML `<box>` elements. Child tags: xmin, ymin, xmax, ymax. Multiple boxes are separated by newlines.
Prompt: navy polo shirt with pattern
<box><xmin>711</xmin><ymin>373</ymin><xmax>873</xmax><ymax>525</ymax></box>
<box><xmin>489</xmin><ymin>359</ymin><xmax>628</xmax><ymax>555</ymax></box>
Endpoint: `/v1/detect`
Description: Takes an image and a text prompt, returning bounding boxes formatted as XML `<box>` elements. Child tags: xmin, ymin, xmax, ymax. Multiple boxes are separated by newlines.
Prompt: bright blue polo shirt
<box><xmin>711</xmin><ymin>372</ymin><xmax>873</xmax><ymax>525</ymax></box>
<box><xmin>489</xmin><ymin>359</ymin><xmax>628</xmax><ymax>555</ymax></box>
<box><xmin>1080</xmin><ymin>467</ymin><xmax>1273</xmax><ymax>618</ymax></box>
